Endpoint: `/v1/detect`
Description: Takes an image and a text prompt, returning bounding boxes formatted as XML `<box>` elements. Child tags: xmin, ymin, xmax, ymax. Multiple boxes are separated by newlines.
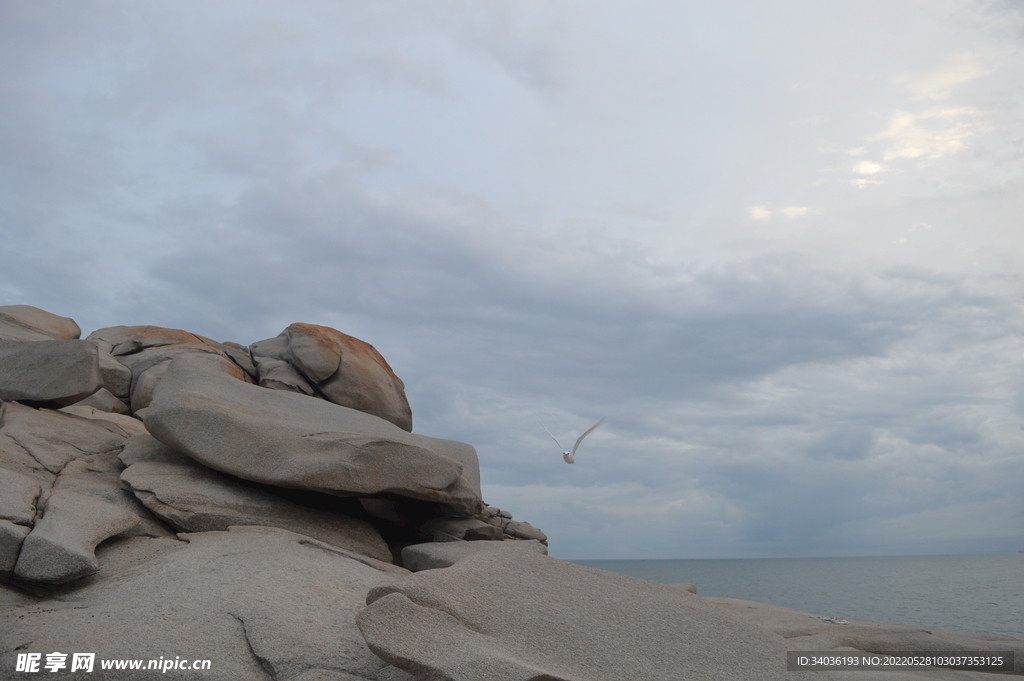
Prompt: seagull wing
<box><xmin>540</xmin><ymin>422</ymin><xmax>564</xmax><ymax>452</ymax></box>
<box><xmin>570</xmin><ymin>418</ymin><xmax>606</xmax><ymax>457</ymax></box>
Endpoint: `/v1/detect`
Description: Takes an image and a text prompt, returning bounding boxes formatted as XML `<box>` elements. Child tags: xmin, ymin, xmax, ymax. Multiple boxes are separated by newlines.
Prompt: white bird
<box><xmin>541</xmin><ymin>418</ymin><xmax>606</xmax><ymax>464</ymax></box>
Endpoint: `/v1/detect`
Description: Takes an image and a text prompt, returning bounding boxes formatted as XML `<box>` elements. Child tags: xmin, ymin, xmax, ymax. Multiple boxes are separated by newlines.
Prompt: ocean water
<box><xmin>569</xmin><ymin>553</ymin><xmax>1024</xmax><ymax>640</ymax></box>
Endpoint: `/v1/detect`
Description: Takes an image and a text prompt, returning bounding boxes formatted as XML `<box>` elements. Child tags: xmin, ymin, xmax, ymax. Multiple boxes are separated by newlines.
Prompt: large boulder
<box><xmin>1</xmin><ymin>526</ymin><xmax>417</xmax><ymax>681</ymax></box>
<box><xmin>357</xmin><ymin>549</ymin><xmax>803</xmax><ymax>681</ymax></box>
<box><xmin>0</xmin><ymin>305</ymin><xmax>80</xmax><ymax>346</ymax></box>
<box><xmin>251</xmin><ymin>323</ymin><xmax>413</xmax><ymax>432</ymax></box>
<box><xmin>119</xmin><ymin>435</ymin><xmax>392</xmax><ymax>563</ymax></box>
<box><xmin>0</xmin><ymin>340</ymin><xmax>103</xmax><ymax>407</ymax></box>
<box><xmin>144</xmin><ymin>354</ymin><xmax>482</xmax><ymax>515</ymax></box>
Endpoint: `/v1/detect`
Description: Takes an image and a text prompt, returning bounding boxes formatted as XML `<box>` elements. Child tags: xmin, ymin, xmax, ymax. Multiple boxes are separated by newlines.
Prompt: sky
<box><xmin>2</xmin><ymin>0</ymin><xmax>1023</xmax><ymax>559</ymax></box>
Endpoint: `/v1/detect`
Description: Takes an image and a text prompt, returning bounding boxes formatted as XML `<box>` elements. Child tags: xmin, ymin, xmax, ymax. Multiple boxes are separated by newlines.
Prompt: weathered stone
<box><xmin>503</xmin><ymin>519</ymin><xmax>548</xmax><ymax>542</ymax></box>
<box><xmin>357</xmin><ymin>549</ymin><xmax>800</xmax><ymax>681</ymax></box>
<box><xmin>1</xmin><ymin>527</ymin><xmax>417</xmax><ymax>681</ymax></box>
<box><xmin>52</xmin><ymin>451</ymin><xmax>170</xmax><ymax>538</ymax></box>
<box><xmin>0</xmin><ymin>340</ymin><xmax>103</xmax><ymax>407</ymax></box>
<box><xmin>222</xmin><ymin>341</ymin><xmax>258</xmax><ymax>380</ymax></box>
<box><xmin>119</xmin><ymin>435</ymin><xmax>392</xmax><ymax>562</ymax></box>
<box><xmin>98</xmin><ymin>349</ymin><xmax>133</xmax><ymax>399</ymax></box>
<box><xmin>0</xmin><ymin>305</ymin><xmax>80</xmax><ymax>346</ymax></box>
<box><xmin>87</xmin><ymin>325</ymin><xmax>246</xmax><ymax>412</ymax></box>
<box><xmin>87</xmin><ymin>325</ymin><xmax>222</xmax><ymax>357</ymax></box>
<box><xmin>0</xmin><ymin>402</ymin><xmax>168</xmax><ymax>584</ymax></box>
<box><xmin>482</xmin><ymin>505</ymin><xmax>513</xmax><ymax>520</ymax></box>
<box><xmin>14</xmin><ymin>488</ymin><xmax>140</xmax><ymax>583</ymax></box>
<box><xmin>252</xmin><ymin>323</ymin><xmax>413</xmax><ymax>431</ymax></box>
<box><xmin>401</xmin><ymin>539</ymin><xmax>547</xmax><ymax>572</ymax></box>
<box><xmin>129</xmin><ymin>361</ymin><xmax>170</xmax><ymax>412</ymax></box>
<box><xmin>254</xmin><ymin>355</ymin><xmax>315</xmax><ymax>395</ymax></box>
<box><xmin>0</xmin><ymin>401</ymin><xmax>130</xmax><ymax>475</ymax></box>
<box><xmin>418</xmin><ymin>517</ymin><xmax>504</xmax><ymax>542</ymax></box>
<box><xmin>0</xmin><ymin>467</ymin><xmax>41</xmax><ymax>526</ymax></box>
<box><xmin>145</xmin><ymin>354</ymin><xmax>482</xmax><ymax>515</ymax></box>
<box><xmin>0</xmin><ymin>520</ymin><xmax>30</xmax><ymax>573</ymax></box>
<box><xmin>58</xmin><ymin>405</ymin><xmax>147</xmax><ymax>436</ymax></box>
<box><xmin>65</xmin><ymin>387</ymin><xmax>131</xmax><ymax>414</ymax></box>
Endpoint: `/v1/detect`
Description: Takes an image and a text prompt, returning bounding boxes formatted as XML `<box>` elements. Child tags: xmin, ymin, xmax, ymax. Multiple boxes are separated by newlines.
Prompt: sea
<box><xmin>569</xmin><ymin>553</ymin><xmax>1024</xmax><ymax>640</ymax></box>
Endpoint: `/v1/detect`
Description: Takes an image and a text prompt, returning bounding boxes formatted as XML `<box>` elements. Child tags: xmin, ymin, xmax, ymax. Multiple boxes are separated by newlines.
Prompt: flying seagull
<box><xmin>541</xmin><ymin>418</ymin><xmax>606</xmax><ymax>464</ymax></box>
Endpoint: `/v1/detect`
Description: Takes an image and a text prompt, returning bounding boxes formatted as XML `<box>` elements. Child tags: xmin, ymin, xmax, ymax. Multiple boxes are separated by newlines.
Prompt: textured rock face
<box><xmin>86</xmin><ymin>325</ymin><xmax>253</xmax><ymax>413</ymax></box>
<box><xmin>145</xmin><ymin>354</ymin><xmax>482</xmax><ymax>515</ymax></box>
<box><xmin>251</xmin><ymin>323</ymin><xmax>413</xmax><ymax>431</ymax></box>
<box><xmin>357</xmin><ymin>549</ymin><xmax>798</xmax><ymax>681</ymax></box>
<box><xmin>479</xmin><ymin>504</ymin><xmax>549</xmax><ymax>543</ymax></box>
<box><xmin>0</xmin><ymin>305</ymin><xmax>81</xmax><ymax>346</ymax></box>
<box><xmin>14</xmin><ymin>488</ymin><xmax>140</xmax><ymax>583</ymax></box>
<box><xmin>0</xmin><ymin>340</ymin><xmax>104</xmax><ymax>407</ymax></box>
<box><xmin>1</xmin><ymin>527</ymin><xmax>418</xmax><ymax>681</ymax></box>
<box><xmin>0</xmin><ymin>402</ymin><xmax>170</xmax><ymax>583</ymax></box>
<box><xmin>119</xmin><ymin>435</ymin><xmax>392</xmax><ymax>562</ymax></box>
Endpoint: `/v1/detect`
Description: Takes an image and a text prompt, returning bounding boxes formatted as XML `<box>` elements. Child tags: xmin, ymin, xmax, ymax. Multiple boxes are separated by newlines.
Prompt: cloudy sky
<box><xmin>2</xmin><ymin>1</ymin><xmax>1023</xmax><ymax>559</ymax></box>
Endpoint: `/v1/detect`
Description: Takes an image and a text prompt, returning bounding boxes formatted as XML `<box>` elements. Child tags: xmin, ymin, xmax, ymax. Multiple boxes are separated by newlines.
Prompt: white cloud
<box><xmin>748</xmin><ymin>206</ymin><xmax>773</xmax><ymax>220</ymax></box>
<box><xmin>873</xmin><ymin>107</ymin><xmax>980</xmax><ymax>161</ymax></box>
<box><xmin>781</xmin><ymin>206</ymin><xmax>809</xmax><ymax>218</ymax></box>
<box><xmin>852</xmin><ymin>160</ymin><xmax>886</xmax><ymax>175</ymax></box>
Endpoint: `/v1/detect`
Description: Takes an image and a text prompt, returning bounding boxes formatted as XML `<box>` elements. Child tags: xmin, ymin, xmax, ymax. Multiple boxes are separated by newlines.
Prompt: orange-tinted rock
<box><xmin>251</xmin><ymin>323</ymin><xmax>413</xmax><ymax>432</ymax></box>
<box><xmin>86</xmin><ymin>325</ymin><xmax>250</xmax><ymax>412</ymax></box>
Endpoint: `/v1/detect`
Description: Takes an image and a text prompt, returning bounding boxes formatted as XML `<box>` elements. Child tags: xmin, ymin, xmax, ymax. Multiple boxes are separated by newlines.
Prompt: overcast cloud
<box><xmin>2</xmin><ymin>0</ymin><xmax>1022</xmax><ymax>558</ymax></box>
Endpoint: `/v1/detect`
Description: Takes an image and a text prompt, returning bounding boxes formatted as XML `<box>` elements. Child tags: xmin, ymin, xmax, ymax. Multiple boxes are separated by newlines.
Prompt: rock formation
<box><xmin>2</xmin><ymin>305</ymin><xmax>1020</xmax><ymax>680</ymax></box>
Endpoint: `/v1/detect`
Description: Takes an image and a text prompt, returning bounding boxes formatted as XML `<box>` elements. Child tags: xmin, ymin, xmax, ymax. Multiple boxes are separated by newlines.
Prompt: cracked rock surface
<box><xmin>0</xmin><ymin>402</ymin><xmax>166</xmax><ymax>584</ymax></box>
<box><xmin>1</xmin><ymin>526</ymin><xmax>418</xmax><ymax>681</ymax></box>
